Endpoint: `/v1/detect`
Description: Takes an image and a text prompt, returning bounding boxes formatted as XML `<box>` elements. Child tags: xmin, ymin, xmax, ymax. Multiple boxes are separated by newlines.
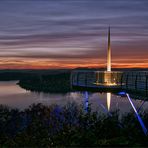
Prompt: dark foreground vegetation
<box><xmin>0</xmin><ymin>103</ymin><xmax>148</xmax><ymax>147</ymax></box>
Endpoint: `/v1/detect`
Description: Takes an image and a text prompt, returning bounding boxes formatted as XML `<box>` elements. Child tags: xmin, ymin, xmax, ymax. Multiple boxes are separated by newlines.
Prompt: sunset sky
<box><xmin>0</xmin><ymin>0</ymin><xmax>148</xmax><ymax>69</ymax></box>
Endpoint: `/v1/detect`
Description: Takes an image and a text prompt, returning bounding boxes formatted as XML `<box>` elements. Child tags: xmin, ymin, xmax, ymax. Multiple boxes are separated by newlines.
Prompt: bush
<box><xmin>0</xmin><ymin>103</ymin><xmax>148</xmax><ymax>147</ymax></box>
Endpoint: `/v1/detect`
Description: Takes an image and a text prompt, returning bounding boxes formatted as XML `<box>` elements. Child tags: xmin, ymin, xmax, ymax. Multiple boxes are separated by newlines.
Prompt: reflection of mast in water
<box><xmin>107</xmin><ymin>92</ymin><xmax>111</xmax><ymax>111</ymax></box>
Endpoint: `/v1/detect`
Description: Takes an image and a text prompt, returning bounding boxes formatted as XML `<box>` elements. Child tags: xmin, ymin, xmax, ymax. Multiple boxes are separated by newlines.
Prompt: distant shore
<box><xmin>18</xmin><ymin>72</ymin><xmax>72</xmax><ymax>93</ymax></box>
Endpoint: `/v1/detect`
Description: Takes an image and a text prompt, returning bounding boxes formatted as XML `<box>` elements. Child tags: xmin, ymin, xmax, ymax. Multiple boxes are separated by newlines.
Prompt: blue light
<box><xmin>118</xmin><ymin>92</ymin><xmax>126</xmax><ymax>95</ymax></box>
<box><xmin>83</xmin><ymin>91</ymin><xmax>89</xmax><ymax>113</ymax></box>
<box><xmin>126</xmin><ymin>93</ymin><xmax>148</xmax><ymax>136</ymax></box>
<box><xmin>118</xmin><ymin>91</ymin><xmax>147</xmax><ymax>135</ymax></box>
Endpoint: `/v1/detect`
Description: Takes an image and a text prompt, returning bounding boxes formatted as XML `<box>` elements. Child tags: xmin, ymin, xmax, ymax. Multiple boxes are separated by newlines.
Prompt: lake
<box><xmin>0</xmin><ymin>81</ymin><xmax>147</xmax><ymax>114</ymax></box>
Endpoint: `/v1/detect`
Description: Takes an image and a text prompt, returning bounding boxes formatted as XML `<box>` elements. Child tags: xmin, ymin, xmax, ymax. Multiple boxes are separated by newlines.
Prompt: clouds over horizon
<box><xmin>0</xmin><ymin>0</ymin><xmax>148</xmax><ymax>69</ymax></box>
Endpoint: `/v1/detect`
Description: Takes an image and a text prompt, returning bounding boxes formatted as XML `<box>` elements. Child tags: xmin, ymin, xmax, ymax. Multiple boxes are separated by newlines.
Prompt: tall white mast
<box><xmin>107</xmin><ymin>27</ymin><xmax>111</xmax><ymax>72</ymax></box>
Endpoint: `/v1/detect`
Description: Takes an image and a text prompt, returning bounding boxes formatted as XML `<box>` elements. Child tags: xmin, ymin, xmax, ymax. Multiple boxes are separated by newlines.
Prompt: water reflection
<box><xmin>0</xmin><ymin>81</ymin><xmax>148</xmax><ymax>114</ymax></box>
<box><xmin>83</xmin><ymin>91</ymin><xmax>89</xmax><ymax>113</ymax></box>
<box><xmin>84</xmin><ymin>91</ymin><xmax>112</xmax><ymax>113</ymax></box>
<box><xmin>97</xmin><ymin>93</ymin><xmax>112</xmax><ymax>116</ymax></box>
<box><xmin>107</xmin><ymin>92</ymin><xmax>111</xmax><ymax>111</ymax></box>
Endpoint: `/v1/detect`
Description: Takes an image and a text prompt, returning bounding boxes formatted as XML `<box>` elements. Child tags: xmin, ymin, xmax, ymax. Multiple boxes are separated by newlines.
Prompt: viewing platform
<box><xmin>71</xmin><ymin>70</ymin><xmax>122</xmax><ymax>88</ymax></box>
<box><xmin>71</xmin><ymin>70</ymin><xmax>148</xmax><ymax>97</ymax></box>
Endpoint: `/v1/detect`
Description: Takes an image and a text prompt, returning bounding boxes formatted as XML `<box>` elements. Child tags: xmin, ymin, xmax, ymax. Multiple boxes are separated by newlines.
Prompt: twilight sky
<box><xmin>0</xmin><ymin>0</ymin><xmax>148</xmax><ymax>69</ymax></box>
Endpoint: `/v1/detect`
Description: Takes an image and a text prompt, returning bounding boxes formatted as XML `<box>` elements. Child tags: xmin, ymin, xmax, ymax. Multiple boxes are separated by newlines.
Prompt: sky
<box><xmin>0</xmin><ymin>0</ymin><xmax>148</xmax><ymax>69</ymax></box>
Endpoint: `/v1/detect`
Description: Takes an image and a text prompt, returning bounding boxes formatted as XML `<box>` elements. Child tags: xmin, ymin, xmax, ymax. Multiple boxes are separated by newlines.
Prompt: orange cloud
<box><xmin>0</xmin><ymin>57</ymin><xmax>147</xmax><ymax>69</ymax></box>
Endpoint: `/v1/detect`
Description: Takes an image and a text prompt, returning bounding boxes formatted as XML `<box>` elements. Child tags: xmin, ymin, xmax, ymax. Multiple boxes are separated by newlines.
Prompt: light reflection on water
<box><xmin>0</xmin><ymin>81</ymin><xmax>148</xmax><ymax>113</ymax></box>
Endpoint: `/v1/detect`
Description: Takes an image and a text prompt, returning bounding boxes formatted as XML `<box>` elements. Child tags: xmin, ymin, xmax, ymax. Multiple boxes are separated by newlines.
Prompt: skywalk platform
<box><xmin>71</xmin><ymin>70</ymin><xmax>148</xmax><ymax>97</ymax></box>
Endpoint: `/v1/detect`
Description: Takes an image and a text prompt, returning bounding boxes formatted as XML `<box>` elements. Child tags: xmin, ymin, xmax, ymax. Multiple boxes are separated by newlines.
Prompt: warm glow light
<box><xmin>105</xmin><ymin>83</ymin><xmax>118</xmax><ymax>86</ymax></box>
<box><xmin>107</xmin><ymin>27</ymin><xmax>111</xmax><ymax>72</ymax></box>
<box><xmin>107</xmin><ymin>92</ymin><xmax>111</xmax><ymax>111</ymax></box>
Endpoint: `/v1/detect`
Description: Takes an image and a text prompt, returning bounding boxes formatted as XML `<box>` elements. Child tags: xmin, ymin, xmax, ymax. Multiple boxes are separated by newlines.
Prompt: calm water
<box><xmin>0</xmin><ymin>81</ymin><xmax>148</xmax><ymax>113</ymax></box>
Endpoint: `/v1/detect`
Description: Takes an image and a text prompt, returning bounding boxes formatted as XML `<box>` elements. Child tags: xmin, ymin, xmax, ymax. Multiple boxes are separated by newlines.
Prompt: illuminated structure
<box><xmin>72</xmin><ymin>27</ymin><xmax>123</xmax><ymax>88</ymax></box>
<box><xmin>104</xmin><ymin>27</ymin><xmax>112</xmax><ymax>86</ymax></box>
<box><xmin>71</xmin><ymin>27</ymin><xmax>148</xmax><ymax>97</ymax></box>
<box><xmin>104</xmin><ymin>27</ymin><xmax>113</xmax><ymax>85</ymax></box>
<box><xmin>106</xmin><ymin>28</ymin><xmax>112</xmax><ymax>111</ymax></box>
<box><xmin>107</xmin><ymin>26</ymin><xmax>111</xmax><ymax>72</ymax></box>
<box><xmin>107</xmin><ymin>27</ymin><xmax>112</xmax><ymax>110</ymax></box>
<box><xmin>96</xmin><ymin>26</ymin><xmax>122</xmax><ymax>86</ymax></box>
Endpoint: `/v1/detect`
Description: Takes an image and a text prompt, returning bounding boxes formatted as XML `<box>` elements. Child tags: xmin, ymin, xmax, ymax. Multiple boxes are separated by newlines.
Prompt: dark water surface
<box><xmin>0</xmin><ymin>81</ymin><xmax>147</xmax><ymax>113</ymax></box>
